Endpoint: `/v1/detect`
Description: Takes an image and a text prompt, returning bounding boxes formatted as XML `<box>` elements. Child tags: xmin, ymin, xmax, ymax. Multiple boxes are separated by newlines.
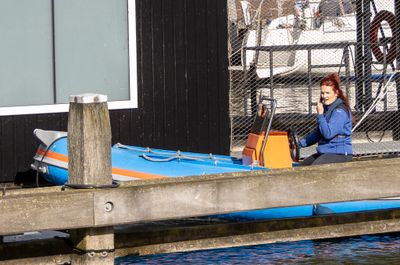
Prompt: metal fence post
<box><xmin>394</xmin><ymin>0</ymin><xmax>400</xmax><ymax>140</ymax></box>
<box><xmin>307</xmin><ymin>48</ymin><xmax>312</xmax><ymax>114</ymax></box>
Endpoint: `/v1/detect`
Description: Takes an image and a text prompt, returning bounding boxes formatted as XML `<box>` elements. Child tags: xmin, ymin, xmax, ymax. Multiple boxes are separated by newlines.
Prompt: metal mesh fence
<box><xmin>227</xmin><ymin>0</ymin><xmax>399</xmax><ymax>159</ymax></box>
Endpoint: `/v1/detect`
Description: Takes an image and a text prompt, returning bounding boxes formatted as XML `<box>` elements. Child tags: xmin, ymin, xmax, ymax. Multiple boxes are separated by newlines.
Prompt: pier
<box><xmin>2</xmin><ymin>94</ymin><xmax>400</xmax><ymax>264</ymax></box>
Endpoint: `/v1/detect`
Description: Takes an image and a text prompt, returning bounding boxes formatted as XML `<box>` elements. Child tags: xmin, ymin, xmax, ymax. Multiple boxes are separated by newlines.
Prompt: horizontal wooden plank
<box><xmin>116</xmin><ymin>208</ymin><xmax>400</xmax><ymax>256</ymax></box>
<box><xmin>2</xmin><ymin>209</ymin><xmax>400</xmax><ymax>262</ymax></box>
<box><xmin>1</xmin><ymin>255</ymin><xmax>70</xmax><ymax>265</ymax></box>
<box><xmin>115</xmin><ymin>208</ymin><xmax>400</xmax><ymax>249</ymax></box>
<box><xmin>93</xmin><ymin>158</ymin><xmax>400</xmax><ymax>226</ymax></box>
<box><xmin>121</xmin><ymin>216</ymin><xmax>400</xmax><ymax>256</ymax></box>
<box><xmin>0</xmin><ymin>238</ymin><xmax>71</xmax><ymax>262</ymax></box>
<box><xmin>1</xmin><ymin>157</ymin><xmax>400</xmax><ymax>235</ymax></box>
<box><xmin>0</xmin><ymin>190</ymin><xmax>93</xmax><ymax>235</ymax></box>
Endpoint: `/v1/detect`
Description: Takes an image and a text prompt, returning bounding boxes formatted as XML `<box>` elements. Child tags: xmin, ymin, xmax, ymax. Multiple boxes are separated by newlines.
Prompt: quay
<box><xmin>1</xmin><ymin>94</ymin><xmax>400</xmax><ymax>264</ymax></box>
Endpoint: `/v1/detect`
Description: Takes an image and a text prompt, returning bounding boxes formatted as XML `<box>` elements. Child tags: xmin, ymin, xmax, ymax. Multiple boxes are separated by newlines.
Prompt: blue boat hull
<box><xmin>214</xmin><ymin>199</ymin><xmax>400</xmax><ymax>221</ymax></box>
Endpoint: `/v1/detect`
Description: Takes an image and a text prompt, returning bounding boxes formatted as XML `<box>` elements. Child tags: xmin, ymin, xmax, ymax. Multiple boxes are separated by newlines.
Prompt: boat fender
<box><xmin>370</xmin><ymin>10</ymin><xmax>396</xmax><ymax>64</ymax></box>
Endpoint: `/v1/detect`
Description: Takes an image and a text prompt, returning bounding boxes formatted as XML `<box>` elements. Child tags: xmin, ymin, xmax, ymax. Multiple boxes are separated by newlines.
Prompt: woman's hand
<box><xmin>316</xmin><ymin>102</ymin><xmax>324</xmax><ymax>115</ymax></box>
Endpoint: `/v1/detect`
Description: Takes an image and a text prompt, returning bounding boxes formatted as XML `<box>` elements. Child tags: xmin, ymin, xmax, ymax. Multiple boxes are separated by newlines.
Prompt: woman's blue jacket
<box><xmin>299</xmin><ymin>98</ymin><xmax>352</xmax><ymax>155</ymax></box>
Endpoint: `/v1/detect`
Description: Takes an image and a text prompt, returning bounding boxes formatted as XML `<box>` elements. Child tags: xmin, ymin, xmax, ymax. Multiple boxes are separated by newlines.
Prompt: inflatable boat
<box><xmin>31</xmin><ymin>98</ymin><xmax>400</xmax><ymax>220</ymax></box>
<box><xmin>31</xmin><ymin>130</ymin><xmax>264</xmax><ymax>185</ymax></box>
<box><xmin>32</xmin><ymin>98</ymin><xmax>294</xmax><ymax>185</ymax></box>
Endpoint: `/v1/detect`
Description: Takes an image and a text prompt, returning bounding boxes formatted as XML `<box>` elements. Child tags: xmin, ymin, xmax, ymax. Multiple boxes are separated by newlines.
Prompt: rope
<box><xmin>116</xmin><ymin>143</ymin><xmax>148</xmax><ymax>153</ymax></box>
<box><xmin>116</xmin><ymin>143</ymin><xmax>233</xmax><ymax>162</ymax></box>
<box><xmin>141</xmin><ymin>153</ymin><xmax>220</xmax><ymax>164</ymax></box>
<box><xmin>352</xmin><ymin>71</ymin><xmax>398</xmax><ymax>133</ymax></box>
<box><xmin>141</xmin><ymin>153</ymin><xmax>182</xmax><ymax>162</ymax></box>
<box><xmin>337</xmin><ymin>44</ymin><xmax>354</xmax><ymax>76</ymax></box>
<box><xmin>366</xmin><ymin>130</ymin><xmax>385</xmax><ymax>143</ymax></box>
<box><xmin>62</xmin><ymin>180</ymin><xmax>120</xmax><ymax>190</ymax></box>
<box><xmin>35</xmin><ymin>136</ymin><xmax>68</xmax><ymax>187</ymax></box>
<box><xmin>251</xmin><ymin>0</ymin><xmax>266</xmax><ymax>26</ymax></box>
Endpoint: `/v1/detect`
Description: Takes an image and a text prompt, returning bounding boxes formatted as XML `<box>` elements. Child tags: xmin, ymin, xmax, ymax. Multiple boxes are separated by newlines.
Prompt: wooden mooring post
<box><xmin>68</xmin><ymin>94</ymin><xmax>114</xmax><ymax>265</ymax></box>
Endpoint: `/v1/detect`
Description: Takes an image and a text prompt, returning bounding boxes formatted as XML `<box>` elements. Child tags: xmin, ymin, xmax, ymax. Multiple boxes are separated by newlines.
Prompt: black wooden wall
<box><xmin>0</xmin><ymin>0</ymin><xmax>230</xmax><ymax>183</ymax></box>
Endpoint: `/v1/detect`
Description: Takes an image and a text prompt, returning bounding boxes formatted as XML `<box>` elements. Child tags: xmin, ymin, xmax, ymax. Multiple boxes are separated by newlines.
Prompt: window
<box><xmin>0</xmin><ymin>0</ymin><xmax>137</xmax><ymax>115</ymax></box>
<box><xmin>318</xmin><ymin>0</ymin><xmax>355</xmax><ymax>17</ymax></box>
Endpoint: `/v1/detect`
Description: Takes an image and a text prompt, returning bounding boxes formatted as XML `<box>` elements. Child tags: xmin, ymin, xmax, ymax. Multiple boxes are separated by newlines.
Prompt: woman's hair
<box><xmin>320</xmin><ymin>72</ymin><xmax>351</xmax><ymax>111</ymax></box>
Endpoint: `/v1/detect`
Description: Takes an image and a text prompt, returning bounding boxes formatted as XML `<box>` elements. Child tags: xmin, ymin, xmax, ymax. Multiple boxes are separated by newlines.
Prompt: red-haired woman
<box><xmin>299</xmin><ymin>73</ymin><xmax>352</xmax><ymax>166</ymax></box>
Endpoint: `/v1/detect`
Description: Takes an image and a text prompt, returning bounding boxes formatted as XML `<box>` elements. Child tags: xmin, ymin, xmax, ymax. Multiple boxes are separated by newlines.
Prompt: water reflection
<box><xmin>116</xmin><ymin>233</ymin><xmax>400</xmax><ymax>264</ymax></box>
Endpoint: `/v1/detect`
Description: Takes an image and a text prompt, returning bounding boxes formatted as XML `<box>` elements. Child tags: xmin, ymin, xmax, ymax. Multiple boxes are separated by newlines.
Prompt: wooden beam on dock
<box><xmin>116</xmin><ymin>208</ymin><xmax>400</xmax><ymax>256</ymax></box>
<box><xmin>92</xmin><ymin>158</ymin><xmax>400</xmax><ymax>226</ymax></box>
<box><xmin>1</xmin><ymin>157</ymin><xmax>400</xmax><ymax>237</ymax></box>
<box><xmin>2</xmin><ymin>208</ymin><xmax>400</xmax><ymax>263</ymax></box>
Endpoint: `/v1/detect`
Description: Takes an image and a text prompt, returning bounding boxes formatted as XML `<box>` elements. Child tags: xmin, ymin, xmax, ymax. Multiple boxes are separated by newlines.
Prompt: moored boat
<box><xmin>31</xmin><ymin>127</ymin><xmax>400</xmax><ymax>220</ymax></box>
<box><xmin>31</xmin><ymin>128</ymin><xmax>264</xmax><ymax>185</ymax></box>
<box><xmin>31</xmin><ymin>97</ymin><xmax>400</xmax><ymax>220</ymax></box>
<box><xmin>241</xmin><ymin>0</ymin><xmax>396</xmax><ymax>78</ymax></box>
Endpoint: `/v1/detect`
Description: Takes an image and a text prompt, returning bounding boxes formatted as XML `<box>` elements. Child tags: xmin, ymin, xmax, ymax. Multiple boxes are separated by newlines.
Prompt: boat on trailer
<box><xmin>31</xmin><ymin>97</ymin><xmax>400</xmax><ymax>220</ymax></box>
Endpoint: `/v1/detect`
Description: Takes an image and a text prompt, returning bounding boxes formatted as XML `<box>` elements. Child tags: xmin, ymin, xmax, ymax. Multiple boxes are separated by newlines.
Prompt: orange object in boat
<box><xmin>242</xmin><ymin>131</ymin><xmax>292</xmax><ymax>168</ymax></box>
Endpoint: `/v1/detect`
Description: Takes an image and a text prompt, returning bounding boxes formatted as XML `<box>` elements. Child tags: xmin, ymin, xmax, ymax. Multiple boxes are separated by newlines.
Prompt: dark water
<box><xmin>116</xmin><ymin>233</ymin><xmax>400</xmax><ymax>264</ymax></box>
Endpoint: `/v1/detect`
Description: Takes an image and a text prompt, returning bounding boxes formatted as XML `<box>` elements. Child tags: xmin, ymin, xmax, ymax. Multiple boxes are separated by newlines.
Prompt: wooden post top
<box><xmin>69</xmin><ymin>93</ymin><xmax>108</xmax><ymax>104</ymax></box>
<box><xmin>67</xmin><ymin>93</ymin><xmax>112</xmax><ymax>186</ymax></box>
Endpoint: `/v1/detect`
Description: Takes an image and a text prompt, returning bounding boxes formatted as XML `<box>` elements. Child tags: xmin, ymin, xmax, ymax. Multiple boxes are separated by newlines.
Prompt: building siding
<box><xmin>0</xmin><ymin>0</ymin><xmax>230</xmax><ymax>183</ymax></box>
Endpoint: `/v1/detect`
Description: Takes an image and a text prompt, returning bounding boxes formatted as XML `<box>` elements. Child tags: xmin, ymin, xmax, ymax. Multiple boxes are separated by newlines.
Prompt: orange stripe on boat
<box><xmin>112</xmin><ymin>168</ymin><xmax>167</xmax><ymax>180</ymax></box>
<box><xmin>37</xmin><ymin>148</ymin><xmax>68</xmax><ymax>162</ymax></box>
<box><xmin>36</xmin><ymin>148</ymin><xmax>167</xmax><ymax>180</ymax></box>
